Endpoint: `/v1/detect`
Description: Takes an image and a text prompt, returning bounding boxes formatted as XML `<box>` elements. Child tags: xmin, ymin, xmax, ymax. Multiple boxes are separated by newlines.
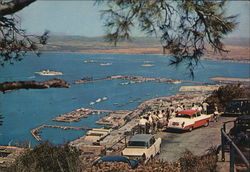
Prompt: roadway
<box><xmin>156</xmin><ymin>116</ymin><xmax>236</xmax><ymax>161</ymax></box>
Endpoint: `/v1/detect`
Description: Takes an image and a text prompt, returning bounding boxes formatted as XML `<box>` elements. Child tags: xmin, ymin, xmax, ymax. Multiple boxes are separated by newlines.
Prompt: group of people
<box><xmin>138</xmin><ymin>101</ymin><xmax>211</xmax><ymax>134</ymax></box>
<box><xmin>191</xmin><ymin>102</ymin><xmax>209</xmax><ymax>114</ymax></box>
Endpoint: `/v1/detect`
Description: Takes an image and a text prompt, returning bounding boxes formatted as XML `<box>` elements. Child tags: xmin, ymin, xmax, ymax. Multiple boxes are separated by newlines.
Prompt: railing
<box><xmin>221</xmin><ymin>121</ymin><xmax>250</xmax><ymax>172</ymax></box>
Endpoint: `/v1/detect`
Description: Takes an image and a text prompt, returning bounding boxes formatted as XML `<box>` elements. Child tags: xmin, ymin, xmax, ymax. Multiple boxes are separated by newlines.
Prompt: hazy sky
<box><xmin>17</xmin><ymin>1</ymin><xmax>250</xmax><ymax>38</ymax></box>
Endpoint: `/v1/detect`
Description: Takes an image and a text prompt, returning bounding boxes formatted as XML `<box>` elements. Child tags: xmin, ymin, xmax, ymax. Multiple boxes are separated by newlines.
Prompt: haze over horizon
<box><xmin>17</xmin><ymin>1</ymin><xmax>250</xmax><ymax>39</ymax></box>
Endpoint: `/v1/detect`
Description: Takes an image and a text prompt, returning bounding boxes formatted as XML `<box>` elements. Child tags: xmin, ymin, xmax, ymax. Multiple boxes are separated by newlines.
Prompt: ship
<box><xmin>35</xmin><ymin>70</ymin><xmax>63</xmax><ymax>76</ymax></box>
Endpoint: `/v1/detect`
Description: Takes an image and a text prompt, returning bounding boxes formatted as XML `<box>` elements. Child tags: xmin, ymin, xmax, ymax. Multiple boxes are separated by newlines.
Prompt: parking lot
<box><xmin>156</xmin><ymin>116</ymin><xmax>236</xmax><ymax>161</ymax></box>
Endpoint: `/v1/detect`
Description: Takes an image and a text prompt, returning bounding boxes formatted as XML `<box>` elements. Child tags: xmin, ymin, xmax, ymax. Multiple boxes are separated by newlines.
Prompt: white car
<box><xmin>122</xmin><ymin>134</ymin><xmax>161</xmax><ymax>163</ymax></box>
<box><xmin>168</xmin><ymin>110</ymin><xmax>211</xmax><ymax>132</ymax></box>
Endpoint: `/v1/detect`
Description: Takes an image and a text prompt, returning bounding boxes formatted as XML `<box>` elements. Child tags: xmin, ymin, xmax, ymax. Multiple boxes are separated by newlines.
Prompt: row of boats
<box><xmin>90</xmin><ymin>97</ymin><xmax>108</xmax><ymax>105</ymax></box>
<box><xmin>83</xmin><ymin>60</ymin><xmax>112</xmax><ymax>66</ymax></box>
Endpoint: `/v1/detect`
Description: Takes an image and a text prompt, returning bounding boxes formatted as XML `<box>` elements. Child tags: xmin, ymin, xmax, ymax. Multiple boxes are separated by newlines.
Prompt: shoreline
<box><xmin>38</xmin><ymin>50</ymin><xmax>250</xmax><ymax>64</ymax></box>
<box><xmin>39</xmin><ymin>43</ymin><xmax>250</xmax><ymax>63</ymax></box>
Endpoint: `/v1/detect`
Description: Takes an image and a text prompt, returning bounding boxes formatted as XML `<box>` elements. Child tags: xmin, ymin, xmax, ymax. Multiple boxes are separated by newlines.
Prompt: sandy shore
<box><xmin>42</xmin><ymin>43</ymin><xmax>250</xmax><ymax>63</ymax></box>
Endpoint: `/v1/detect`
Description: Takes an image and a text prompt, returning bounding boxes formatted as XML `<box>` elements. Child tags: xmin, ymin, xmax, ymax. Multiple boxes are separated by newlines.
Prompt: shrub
<box><xmin>205</xmin><ymin>84</ymin><xmax>250</xmax><ymax>112</ymax></box>
<box><xmin>7</xmin><ymin>141</ymin><xmax>83</xmax><ymax>172</ymax></box>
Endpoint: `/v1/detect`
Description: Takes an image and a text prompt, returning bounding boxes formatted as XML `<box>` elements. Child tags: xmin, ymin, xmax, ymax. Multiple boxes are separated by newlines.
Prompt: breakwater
<box><xmin>30</xmin><ymin>124</ymin><xmax>90</xmax><ymax>141</ymax></box>
<box><xmin>73</xmin><ymin>75</ymin><xmax>204</xmax><ymax>85</ymax></box>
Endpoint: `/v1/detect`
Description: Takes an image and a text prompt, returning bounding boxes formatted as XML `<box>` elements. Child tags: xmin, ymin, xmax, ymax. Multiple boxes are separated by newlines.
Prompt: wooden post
<box><xmin>230</xmin><ymin>143</ymin><xmax>235</xmax><ymax>172</ymax></box>
<box><xmin>221</xmin><ymin>129</ymin><xmax>225</xmax><ymax>161</ymax></box>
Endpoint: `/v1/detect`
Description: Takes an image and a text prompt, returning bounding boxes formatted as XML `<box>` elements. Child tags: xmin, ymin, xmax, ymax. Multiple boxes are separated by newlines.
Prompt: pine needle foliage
<box><xmin>97</xmin><ymin>0</ymin><xmax>237</xmax><ymax>77</ymax></box>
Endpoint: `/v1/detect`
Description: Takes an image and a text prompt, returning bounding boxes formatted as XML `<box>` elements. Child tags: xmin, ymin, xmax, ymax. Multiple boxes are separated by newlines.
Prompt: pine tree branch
<box><xmin>0</xmin><ymin>0</ymin><xmax>36</xmax><ymax>16</ymax></box>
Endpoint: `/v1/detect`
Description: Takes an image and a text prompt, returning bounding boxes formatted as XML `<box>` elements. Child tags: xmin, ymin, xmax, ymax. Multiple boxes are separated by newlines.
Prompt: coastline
<box><xmin>40</xmin><ymin>44</ymin><xmax>250</xmax><ymax>64</ymax></box>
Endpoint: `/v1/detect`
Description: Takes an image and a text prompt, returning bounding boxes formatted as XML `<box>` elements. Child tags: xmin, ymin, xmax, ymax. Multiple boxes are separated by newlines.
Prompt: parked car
<box><xmin>167</xmin><ymin>110</ymin><xmax>211</xmax><ymax>132</ymax></box>
<box><xmin>122</xmin><ymin>134</ymin><xmax>161</xmax><ymax>163</ymax></box>
<box><xmin>92</xmin><ymin>155</ymin><xmax>139</xmax><ymax>169</ymax></box>
<box><xmin>224</xmin><ymin>98</ymin><xmax>250</xmax><ymax>116</ymax></box>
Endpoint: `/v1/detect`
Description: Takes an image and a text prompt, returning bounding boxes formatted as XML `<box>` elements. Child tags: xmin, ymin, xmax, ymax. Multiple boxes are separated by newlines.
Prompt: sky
<box><xmin>17</xmin><ymin>1</ymin><xmax>250</xmax><ymax>38</ymax></box>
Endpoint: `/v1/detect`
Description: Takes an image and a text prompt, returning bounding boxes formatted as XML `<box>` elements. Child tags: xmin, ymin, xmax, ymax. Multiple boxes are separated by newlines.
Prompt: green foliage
<box><xmin>179</xmin><ymin>148</ymin><xmax>217</xmax><ymax>172</ymax></box>
<box><xmin>7</xmin><ymin>141</ymin><xmax>83</xmax><ymax>172</ymax></box>
<box><xmin>97</xmin><ymin>0</ymin><xmax>237</xmax><ymax>76</ymax></box>
<box><xmin>87</xmin><ymin>147</ymin><xmax>217</xmax><ymax>172</ymax></box>
<box><xmin>205</xmin><ymin>84</ymin><xmax>250</xmax><ymax>112</ymax></box>
<box><xmin>0</xmin><ymin>15</ymin><xmax>49</xmax><ymax>66</ymax></box>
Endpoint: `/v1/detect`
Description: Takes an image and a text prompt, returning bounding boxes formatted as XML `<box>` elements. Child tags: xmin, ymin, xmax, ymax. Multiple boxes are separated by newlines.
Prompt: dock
<box><xmin>53</xmin><ymin>108</ymin><xmax>114</xmax><ymax>122</ymax></box>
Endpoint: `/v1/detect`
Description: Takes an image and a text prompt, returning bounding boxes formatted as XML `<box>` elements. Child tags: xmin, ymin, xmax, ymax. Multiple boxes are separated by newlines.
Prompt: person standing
<box><xmin>151</xmin><ymin>112</ymin><xmax>159</xmax><ymax>134</ymax></box>
<box><xmin>213</xmin><ymin>104</ymin><xmax>219</xmax><ymax>122</ymax></box>
<box><xmin>202</xmin><ymin>102</ymin><xmax>209</xmax><ymax>114</ymax></box>
<box><xmin>139</xmin><ymin>116</ymin><xmax>148</xmax><ymax>134</ymax></box>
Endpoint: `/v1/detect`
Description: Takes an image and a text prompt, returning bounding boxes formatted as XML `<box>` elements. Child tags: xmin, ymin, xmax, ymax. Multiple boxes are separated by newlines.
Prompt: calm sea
<box><xmin>0</xmin><ymin>53</ymin><xmax>249</xmax><ymax>146</ymax></box>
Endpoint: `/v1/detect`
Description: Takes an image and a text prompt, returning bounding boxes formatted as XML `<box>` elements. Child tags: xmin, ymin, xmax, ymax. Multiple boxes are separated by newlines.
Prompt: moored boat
<box><xmin>35</xmin><ymin>70</ymin><xmax>63</xmax><ymax>76</ymax></box>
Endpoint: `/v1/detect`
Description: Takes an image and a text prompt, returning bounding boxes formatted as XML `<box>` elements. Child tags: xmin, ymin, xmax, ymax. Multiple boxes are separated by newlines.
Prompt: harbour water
<box><xmin>0</xmin><ymin>53</ymin><xmax>249</xmax><ymax>146</ymax></box>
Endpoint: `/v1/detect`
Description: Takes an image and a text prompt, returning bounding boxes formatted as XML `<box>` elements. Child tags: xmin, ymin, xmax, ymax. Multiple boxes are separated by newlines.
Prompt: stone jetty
<box><xmin>53</xmin><ymin>108</ymin><xmax>114</xmax><ymax>122</ymax></box>
<box><xmin>73</xmin><ymin>75</ymin><xmax>204</xmax><ymax>85</ymax></box>
<box><xmin>0</xmin><ymin>78</ymin><xmax>70</xmax><ymax>93</ymax></box>
<box><xmin>30</xmin><ymin>124</ymin><xmax>90</xmax><ymax>141</ymax></box>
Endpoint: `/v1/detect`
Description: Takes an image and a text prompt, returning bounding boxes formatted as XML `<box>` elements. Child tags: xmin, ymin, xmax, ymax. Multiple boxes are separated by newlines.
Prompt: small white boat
<box><xmin>102</xmin><ymin>97</ymin><xmax>107</xmax><ymax>100</ymax></box>
<box><xmin>35</xmin><ymin>70</ymin><xmax>63</xmax><ymax>76</ymax></box>
<box><xmin>141</xmin><ymin>64</ymin><xmax>154</xmax><ymax>67</ymax></box>
<box><xmin>100</xmin><ymin>63</ymin><xmax>112</xmax><ymax>66</ymax></box>
<box><xmin>95</xmin><ymin>98</ymin><xmax>102</xmax><ymax>103</ymax></box>
<box><xmin>90</xmin><ymin>102</ymin><xmax>95</xmax><ymax>105</ymax></box>
<box><xmin>83</xmin><ymin>60</ymin><xmax>97</xmax><ymax>63</ymax></box>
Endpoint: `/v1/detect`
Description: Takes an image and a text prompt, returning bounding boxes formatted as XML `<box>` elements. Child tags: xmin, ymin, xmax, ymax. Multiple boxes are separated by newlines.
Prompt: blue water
<box><xmin>0</xmin><ymin>53</ymin><xmax>249</xmax><ymax>146</ymax></box>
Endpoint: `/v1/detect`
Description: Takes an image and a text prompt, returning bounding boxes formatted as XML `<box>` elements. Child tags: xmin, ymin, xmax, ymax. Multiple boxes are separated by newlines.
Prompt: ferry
<box><xmin>35</xmin><ymin>70</ymin><xmax>63</xmax><ymax>76</ymax></box>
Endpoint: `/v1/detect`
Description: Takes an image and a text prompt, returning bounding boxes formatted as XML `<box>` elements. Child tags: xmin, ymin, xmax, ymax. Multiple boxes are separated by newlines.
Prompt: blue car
<box><xmin>92</xmin><ymin>155</ymin><xmax>139</xmax><ymax>169</ymax></box>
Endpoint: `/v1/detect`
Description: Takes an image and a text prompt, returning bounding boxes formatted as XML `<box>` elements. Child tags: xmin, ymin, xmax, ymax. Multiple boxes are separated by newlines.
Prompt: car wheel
<box><xmin>188</xmin><ymin>127</ymin><xmax>193</xmax><ymax>132</ymax></box>
<box><xmin>204</xmin><ymin>120</ymin><xmax>209</xmax><ymax>127</ymax></box>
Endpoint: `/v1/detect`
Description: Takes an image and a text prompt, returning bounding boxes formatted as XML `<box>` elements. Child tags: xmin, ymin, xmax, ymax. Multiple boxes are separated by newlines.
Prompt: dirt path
<box><xmin>156</xmin><ymin>116</ymin><xmax>236</xmax><ymax>162</ymax></box>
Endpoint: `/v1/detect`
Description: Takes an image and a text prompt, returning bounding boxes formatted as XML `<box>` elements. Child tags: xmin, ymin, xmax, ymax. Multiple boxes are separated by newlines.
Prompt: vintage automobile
<box><xmin>92</xmin><ymin>155</ymin><xmax>139</xmax><ymax>169</ymax></box>
<box><xmin>224</xmin><ymin>98</ymin><xmax>250</xmax><ymax>116</ymax></box>
<box><xmin>167</xmin><ymin>110</ymin><xmax>211</xmax><ymax>132</ymax></box>
<box><xmin>122</xmin><ymin>134</ymin><xmax>161</xmax><ymax>163</ymax></box>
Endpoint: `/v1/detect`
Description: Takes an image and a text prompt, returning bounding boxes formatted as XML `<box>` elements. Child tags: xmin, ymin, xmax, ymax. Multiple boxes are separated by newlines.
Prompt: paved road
<box><xmin>155</xmin><ymin>116</ymin><xmax>236</xmax><ymax>162</ymax></box>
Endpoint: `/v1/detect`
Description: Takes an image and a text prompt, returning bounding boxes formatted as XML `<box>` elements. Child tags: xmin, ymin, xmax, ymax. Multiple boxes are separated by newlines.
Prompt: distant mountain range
<box><xmin>47</xmin><ymin>35</ymin><xmax>249</xmax><ymax>46</ymax></box>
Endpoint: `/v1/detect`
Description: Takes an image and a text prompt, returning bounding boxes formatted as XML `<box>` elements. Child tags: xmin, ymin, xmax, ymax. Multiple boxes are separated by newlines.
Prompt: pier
<box><xmin>30</xmin><ymin>124</ymin><xmax>90</xmax><ymax>141</ymax></box>
<box><xmin>53</xmin><ymin>108</ymin><xmax>114</xmax><ymax>122</ymax></box>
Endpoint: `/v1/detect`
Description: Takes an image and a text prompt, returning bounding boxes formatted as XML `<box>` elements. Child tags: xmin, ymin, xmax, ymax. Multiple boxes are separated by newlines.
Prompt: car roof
<box><xmin>99</xmin><ymin>155</ymin><xmax>128</xmax><ymax>162</ymax></box>
<box><xmin>129</xmin><ymin>134</ymin><xmax>153</xmax><ymax>142</ymax></box>
<box><xmin>231</xmin><ymin>98</ymin><xmax>250</xmax><ymax>101</ymax></box>
<box><xmin>178</xmin><ymin>110</ymin><xmax>199</xmax><ymax>116</ymax></box>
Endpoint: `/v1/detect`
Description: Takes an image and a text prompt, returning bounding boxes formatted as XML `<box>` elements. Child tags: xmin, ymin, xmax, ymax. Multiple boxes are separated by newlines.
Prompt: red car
<box><xmin>168</xmin><ymin>110</ymin><xmax>211</xmax><ymax>131</ymax></box>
